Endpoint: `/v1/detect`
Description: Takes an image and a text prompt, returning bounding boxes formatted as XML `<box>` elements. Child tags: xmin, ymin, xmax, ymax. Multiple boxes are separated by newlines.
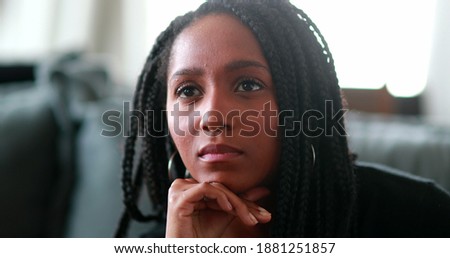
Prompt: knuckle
<box><xmin>167</xmin><ymin>188</ymin><xmax>179</xmax><ymax>203</ymax></box>
<box><xmin>168</xmin><ymin>179</ymin><xmax>186</xmax><ymax>192</ymax></box>
<box><xmin>170</xmin><ymin>178</ymin><xmax>183</xmax><ymax>187</ymax></box>
<box><xmin>197</xmin><ymin>182</ymin><xmax>211</xmax><ymax>191</ymax></box>
<box><xmin>168</xmin><ymin>180</ymin><xmax>186</xmax><ymax>199</ymax></box>
<box><xmin>168</xmin><ymin>184</ymin><xmax>176</xmax><ymax>195</ymax></box>
<box><xmin>209</xmin><ymin>182</ymin><xmax>224</xmax><ymax>189</ymax></box>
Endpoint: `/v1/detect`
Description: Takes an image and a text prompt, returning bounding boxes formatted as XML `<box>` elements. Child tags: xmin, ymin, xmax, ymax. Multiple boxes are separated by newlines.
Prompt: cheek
<box><xmin>166</xmin><ymin>101</ymin><xmax>199</xmax><ymax>138</ymax></box>
<box><xmin>168</xmin><ymin>127</ymin><xmax>195</xmax><ymax>171</ymax></box>
<box><xmin>166</xmin><ymin>104</ymin><xmax>198</xmax><ymax>167</ymax></box>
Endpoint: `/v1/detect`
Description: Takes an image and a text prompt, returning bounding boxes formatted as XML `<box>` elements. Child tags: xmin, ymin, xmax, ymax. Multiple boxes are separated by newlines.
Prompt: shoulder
<box><xmin>354</xmin><ymin>161</ymin><xmax>450</xmax><ymax>237</ymax></box>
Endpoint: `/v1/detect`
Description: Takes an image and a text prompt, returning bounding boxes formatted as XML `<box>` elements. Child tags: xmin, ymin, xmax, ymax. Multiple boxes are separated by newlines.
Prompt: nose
<box><xmin>198</xmin><ymin>90</ymin><xmax>235</xmax><ymax>134</ymax></box>
<box><xmin>200</xmin><ymin>110</ymin><xmax>226</xmax><ymax>134</ymax></box>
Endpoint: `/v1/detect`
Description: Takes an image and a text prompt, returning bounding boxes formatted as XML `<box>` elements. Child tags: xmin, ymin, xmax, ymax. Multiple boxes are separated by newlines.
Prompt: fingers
<box><xmin>246</xmin><ymin>201</ymin><xmax>272</xmax><ymax>224</ymax></box>
<box><xmin>238</xmin><ymin>186</ymin><xmax>272</xmax><ymax>223</ymax></box>
<box><xmin>210</xmin><ymin>182</ymin><xmax>271</xmax><ymax>226</ymax></box>
<box><xmin>169</xmin><ymin>180</ymin><xmax>233</xmax><ymax>216</ymax></box>
<box><xmin>168</xmin><ymin>179</ymin><xmax>271</xmax><ymax>226</ymax></box>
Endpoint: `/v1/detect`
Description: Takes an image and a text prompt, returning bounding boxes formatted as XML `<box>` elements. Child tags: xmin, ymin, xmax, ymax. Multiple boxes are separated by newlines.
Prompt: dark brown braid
<box><xmin>116</xmin><ymin>0</ymin><xmax>357</xmax><ymax>237</ymax></box>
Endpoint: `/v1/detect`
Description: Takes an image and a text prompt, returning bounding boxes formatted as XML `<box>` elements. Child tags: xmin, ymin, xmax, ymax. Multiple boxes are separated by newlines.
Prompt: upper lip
<box><xmin>198</xmin><ymin>144</ymin><xmax>243</xmax><ymax>157</ymax></box>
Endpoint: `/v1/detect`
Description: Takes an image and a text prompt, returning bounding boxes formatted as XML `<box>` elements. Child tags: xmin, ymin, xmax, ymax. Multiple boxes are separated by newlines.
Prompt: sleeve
<box><xmin>417</xmin><ymin>182</ymin><xmax>450</xmax><ymax>237</ymax></box>
<box><xmin>355</xmin><ymin>162</ymin><xmax>450</xmax><ymax>237</ymax></box>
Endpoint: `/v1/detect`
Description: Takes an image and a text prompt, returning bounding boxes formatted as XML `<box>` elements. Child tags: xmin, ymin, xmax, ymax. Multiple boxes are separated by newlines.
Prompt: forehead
<box><xmin>168</xmin><ymin>13</ymin><xmax>268</xmax><ymax>75</ymax></box>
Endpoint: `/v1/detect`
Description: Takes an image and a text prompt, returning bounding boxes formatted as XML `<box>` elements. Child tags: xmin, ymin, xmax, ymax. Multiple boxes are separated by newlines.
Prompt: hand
<box><xmin>165</xmin><ymin>178</ymin><xmax>272</xmax><ymax>237</ymax></box>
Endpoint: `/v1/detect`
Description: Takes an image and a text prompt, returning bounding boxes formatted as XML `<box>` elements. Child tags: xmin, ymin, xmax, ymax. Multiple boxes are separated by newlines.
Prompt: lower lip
<box><xmin>199</xmin><ymin>152</ymin><xmax>242</xmax><ymax>162</ymax></box>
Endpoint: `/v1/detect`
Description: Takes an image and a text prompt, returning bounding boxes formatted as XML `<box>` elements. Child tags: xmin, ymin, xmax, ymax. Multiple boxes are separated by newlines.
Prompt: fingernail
<box><xmin>249</xmin><ymin>213</ymin><xmax>258</xmax><ymax>225</ymax></box>
<box><xmin>258</xmin><ymin>207</ymin><xmax>271</xmax><ymax>217</ymax></box>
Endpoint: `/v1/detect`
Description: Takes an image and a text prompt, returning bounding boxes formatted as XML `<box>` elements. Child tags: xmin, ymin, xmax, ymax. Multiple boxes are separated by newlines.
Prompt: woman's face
<box><xmin>166</xmin><ymin>14</ymin><xmax>280</xmax><ymax>193</ymax></box>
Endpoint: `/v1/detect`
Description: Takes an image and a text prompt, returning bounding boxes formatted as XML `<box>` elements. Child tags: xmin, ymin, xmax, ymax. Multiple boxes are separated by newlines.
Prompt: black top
<box><xmin>143</xmin><ymin>162</ymin><xmax>450</xmax><ymax>237</ymax></box>
<box><xmin>355</xmin><ymin>162</ymin><xmax>450</xmax><ymax>237</ymax></box>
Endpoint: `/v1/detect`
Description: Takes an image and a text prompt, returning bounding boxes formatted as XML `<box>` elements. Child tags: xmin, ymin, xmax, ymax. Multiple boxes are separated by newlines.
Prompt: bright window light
<box><xmin>293</xmin><ymin>0</ymin><xmax>436</xmax><ymax>97</ymax></box>
<box><xmin>145</xmin><ymin>0</ymin><xmax>206</xmax><ymax>48</ymax></box>
<box><xmin>0</xmin><ymin>0</ymin><xmax>55</xmax><ymax>61</ymax></box>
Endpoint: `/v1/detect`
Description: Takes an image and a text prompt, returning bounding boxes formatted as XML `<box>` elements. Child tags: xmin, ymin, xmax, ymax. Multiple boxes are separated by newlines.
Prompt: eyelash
<box><xmin>235</xmin><ymin>78</ymin><xmax>265</xmax><ymax>92</ymax></box>
<box><xmin>174</xmin><ymin>78</ymin><xmax>265</xmax><ymax>99</ymax></box>
<box><xmin>175</xmin><ymin>83</ymin><xmax>202</xmax><ymax>99</ymax></box>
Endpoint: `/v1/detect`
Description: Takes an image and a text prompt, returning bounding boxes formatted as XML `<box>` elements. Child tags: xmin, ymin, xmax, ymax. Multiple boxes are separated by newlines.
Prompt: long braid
<box><xmin>301</xmin><ymin>9</ymin><xmax>358</xmax><ymax>234</ymax></box>
<box><xmin>299</xmin><ymin>19</ymin><xmax>338</xmax><ymax>236</ymax></box>
<box><xmin>143</xmin><ymin>12</ymin><xmax>198</xmax><ymax>212</ymax></box>
<box><xmin>270</xmin><ymin>4</ymin><xmax>317</xmax><ymax>237</ymax></box>
<box><xmin>252</xmin><ymin>4</ymin><xmax>307</xmax><ymax>236</ymax></box>
<box><xmin>115</xmin><ymin>14</ymin><xmax>192</xmax><ymax>236</ymax></box>
<box><xmin>291</xmin><ymin>3</ymin><xmax>357</xmax><ymax>236</ymax></box>
<box><xmin>114</xmin><ymin>65</ymin><xmax>159</xmax><ymax>237</ymax></box>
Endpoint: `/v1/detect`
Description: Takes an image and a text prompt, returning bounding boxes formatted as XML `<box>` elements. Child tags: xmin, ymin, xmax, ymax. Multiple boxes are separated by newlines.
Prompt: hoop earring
<box><xmin>168</xmin><ymin>150</ymin><xmax>190</xmax><ymax>182</ymax></box>
<box><xmin>168</xmin><ymin>151</ymin><xmax>179</xmax><ymax>182</ymax></box>
<box><xmin>185</xmin><ymin>169</ymin><xmax>191</xmax><ymax>179</ymax></box>
<box><xmin>311</xmin><ymin>144</ymin><xmax>316</xmax><ymax>168</ymax></box>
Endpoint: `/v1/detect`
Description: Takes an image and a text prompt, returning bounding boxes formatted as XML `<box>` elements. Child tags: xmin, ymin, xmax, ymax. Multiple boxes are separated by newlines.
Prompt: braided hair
<box><xmin>115</xmin><ymin>0</ymin><xmax>357</xmax><ymax>237</ymax></box>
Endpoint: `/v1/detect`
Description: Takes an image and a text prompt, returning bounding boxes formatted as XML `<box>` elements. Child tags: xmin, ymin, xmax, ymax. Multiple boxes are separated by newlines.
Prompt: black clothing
<box><xmin>355</xmin><ymin>162</ymin><xmax>450</xmax><ymax>237</ymax></box>
<box><xmin>144</xmin><ymin>162</ymin><xmax>450</xmax><ymax>237</ymax></box>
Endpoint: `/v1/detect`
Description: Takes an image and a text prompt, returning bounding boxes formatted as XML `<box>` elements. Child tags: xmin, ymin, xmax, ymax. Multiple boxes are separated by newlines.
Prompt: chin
<box><xmin>198</xmin><ymin>174</ymin><xmax>257</xmax><ymax>193</ymax></box>
<box><xmin>224</xmin><ymin>183</ymin><xmax>251</xmax><ymax>194</ymax></box>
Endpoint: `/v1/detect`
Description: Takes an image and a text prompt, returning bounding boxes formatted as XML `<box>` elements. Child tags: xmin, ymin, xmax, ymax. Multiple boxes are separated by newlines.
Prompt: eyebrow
<box><xmin>224</xmin><ymin>60</ymin><xmax>269</xmax><ymax>72</ymax></box>
<box><xmin>170</xmin><ymin>59</ymin><xmax>270</xmax><ymax>80</ymax></box>
<box><xmin>171</xmin><ymin>67</ymin><xmax>204</xmax><ymax>78</ymax></box>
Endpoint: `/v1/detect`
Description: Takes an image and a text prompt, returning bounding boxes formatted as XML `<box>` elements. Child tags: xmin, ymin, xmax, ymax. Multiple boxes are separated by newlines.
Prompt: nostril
<box><xmin>201</xmin><ymin>110</ymin><xmax>225</xmax><ymax>131</ymax></box>
<box><xmin>206</xmin><ymin>124</ymin><xmax>226</xmax><ymax>132</ymax></box>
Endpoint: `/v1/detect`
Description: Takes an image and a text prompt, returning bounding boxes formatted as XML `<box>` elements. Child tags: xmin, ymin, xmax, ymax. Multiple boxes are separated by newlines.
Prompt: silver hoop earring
<box><xmin>168</xmin><ymin>150</ymin><xmax>190</xmax><ymax>181</ymax></box>
<box><xmin>311</xmin><ymin>144</ymin><xmax>316</xmax><ymax>168</ymax></box>
<box><xmin>168</xmin><ymin>151</ymin><xmax>178</xmax><ymax>182</ymax></box>
<box><xmin>185</xmin><ymin>169</ymin><xmax>191</xmax><ymax>179</ymax></box>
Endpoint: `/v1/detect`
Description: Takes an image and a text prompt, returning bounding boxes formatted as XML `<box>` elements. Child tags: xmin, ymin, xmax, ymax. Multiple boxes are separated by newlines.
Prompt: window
<box><xmin>294</xmin><ymin>0</ymin><xmax>436</xmax><ymax>97</ymax></box>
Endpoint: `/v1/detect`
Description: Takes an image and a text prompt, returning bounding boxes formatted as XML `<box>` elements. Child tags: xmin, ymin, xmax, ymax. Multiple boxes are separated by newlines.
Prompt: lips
<box><xmin>198</xmin><ymin>144</ymin><xmax>243</xmax><ymax>162</ymax></box>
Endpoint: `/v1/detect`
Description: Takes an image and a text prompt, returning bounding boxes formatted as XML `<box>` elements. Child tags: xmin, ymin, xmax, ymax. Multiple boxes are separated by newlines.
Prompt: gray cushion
<box><xmin>65</xmin><ymin>98</ymin><xmax>153</xmax><ymax>237</ymax></box>
<box><xmin>0</xmin><ymin>86</ymin><xmax>59</xmax><ymax>237</ymax></box>
<box><xmin>346</xmin><ymin>112</ymin><xmax>450</xmax><ymax>192</ymax></box>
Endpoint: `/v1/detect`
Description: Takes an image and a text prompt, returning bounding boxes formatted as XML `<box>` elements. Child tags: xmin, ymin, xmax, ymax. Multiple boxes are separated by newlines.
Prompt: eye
<box><xmin>236</xmin><ymin>79</ymin><xmax>264</xmax><ymax>92</ymax></box>
<box><xmin>176</xmin><ymin>85</ymin><xmax>201</xmax><ymax>99</ymax></box>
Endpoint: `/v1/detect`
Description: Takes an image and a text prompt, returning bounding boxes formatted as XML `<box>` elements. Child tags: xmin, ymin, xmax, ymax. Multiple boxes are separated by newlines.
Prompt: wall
<box><xmin>423</xmin><ymin>0</ymin><xmax>450</xmax><ymax>127</ymax></box>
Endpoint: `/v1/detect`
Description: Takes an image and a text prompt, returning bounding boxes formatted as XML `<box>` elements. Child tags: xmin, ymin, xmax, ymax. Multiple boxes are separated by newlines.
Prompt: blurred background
<box><xmin>0</xmin><ymin>0</ymin><xmax>449</xmax><ymax>237</ymax></box>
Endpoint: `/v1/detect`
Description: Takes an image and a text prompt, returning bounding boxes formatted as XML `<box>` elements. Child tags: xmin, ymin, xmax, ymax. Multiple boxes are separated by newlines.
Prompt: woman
<box><xmin>116</xmin><ymin>0</ymin><xmax>450</xmax><ymax>237</ymax></box>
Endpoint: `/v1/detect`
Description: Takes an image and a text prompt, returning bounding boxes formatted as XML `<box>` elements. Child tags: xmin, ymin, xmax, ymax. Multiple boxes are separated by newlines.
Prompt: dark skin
<box><xmin>165</xmin><ymin>14</ymin><xmax>281</xmax><ymax>237</ymax></box>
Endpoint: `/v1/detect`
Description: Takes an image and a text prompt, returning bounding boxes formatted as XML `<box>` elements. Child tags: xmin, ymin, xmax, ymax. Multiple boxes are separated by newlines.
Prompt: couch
<box><xmin>0</xmin><ymin>53</ymin><xmax>145</xmax><ymax>237</ymax></box>
<box><xmin>1</xmin><ymin>53</ymin><xmax>449</xmax><ymax>237</ymax></box>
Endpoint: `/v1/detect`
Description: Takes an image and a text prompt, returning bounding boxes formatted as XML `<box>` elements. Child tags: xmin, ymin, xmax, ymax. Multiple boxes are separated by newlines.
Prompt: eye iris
<box><xmin>181</xmin><ymin>87</ymin><xmax>195</xmax><ymax>97</ymax></box>
<box><xmin>242</xmin><ymin>81</ymin><xmax>256</xmax><ymax>91</ymax></box>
